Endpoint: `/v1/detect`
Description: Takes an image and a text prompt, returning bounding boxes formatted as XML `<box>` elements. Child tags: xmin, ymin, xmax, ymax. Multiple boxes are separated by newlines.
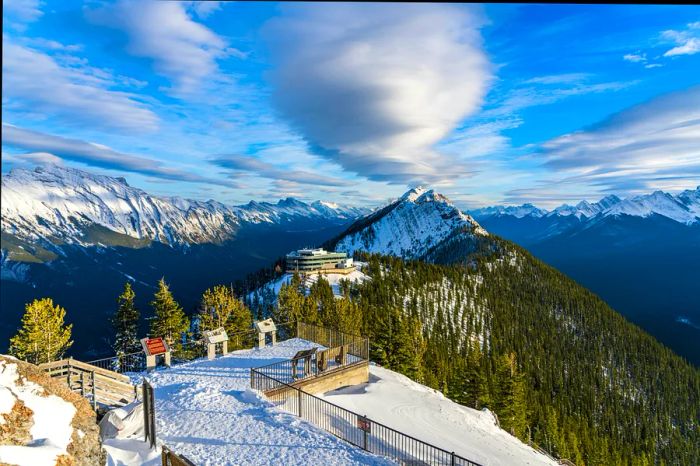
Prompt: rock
<box><xmin>0</xmin><ymin>355</ymin><xmax>106</xmax><ymax>466</ymax></box>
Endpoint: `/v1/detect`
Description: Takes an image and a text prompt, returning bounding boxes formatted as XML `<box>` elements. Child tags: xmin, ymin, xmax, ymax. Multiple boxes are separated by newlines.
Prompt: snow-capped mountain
<box><xmin>470</xmin><ymin>188</ymin><xmax>700</xmax><ymax>224</ymax></box>
<box><xmin>1</xmin><ymin>165</ymin><xmax>367</xmax><ymax>250</ymax></box>
<box><xmin>469</xmin><ymin>203</ymin><xmax>547</xmax><ymax>219</ymax></box>
<box><xmin>332</xmin><ymin>187</ymin><xmax>488</xmax><ymax>260</ymax></box>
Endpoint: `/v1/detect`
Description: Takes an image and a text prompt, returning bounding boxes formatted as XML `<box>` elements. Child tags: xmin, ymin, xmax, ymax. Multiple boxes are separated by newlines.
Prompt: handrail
<box><xmin>251</xmin><ymin>367</ymin><xmax>483</xmax><ymax>466</ymax></box>
<box><xmin>40</xmin><ymin>358</ymin><xmax>136</xmax><ymax>408</ymax></box>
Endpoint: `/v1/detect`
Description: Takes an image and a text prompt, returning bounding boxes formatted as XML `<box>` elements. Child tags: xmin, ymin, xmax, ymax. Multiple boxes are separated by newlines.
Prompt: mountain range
<box><xmin>469</xmin><ymin>188</ymin><xmax>700</xmax><ymax>225</ymax></box>
<box><xmin>1</xmin><ymin>165</ymin><xmax>698</xmax><ymax>365</ymax></box>
<box><xmin>0</xmin><ymin>165</ymin><xmax>368</xmax><ymax>357</ymax></box>
<box><xmin>1</xmin><ymin>165</ymin><xmax>366</xmax><ymax>258</ymax></box>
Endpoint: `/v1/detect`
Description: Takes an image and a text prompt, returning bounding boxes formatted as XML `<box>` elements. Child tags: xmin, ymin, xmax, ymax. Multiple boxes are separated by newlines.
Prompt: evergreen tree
<box><xmin>111</xmin><ymin>282</ymin><xmax>141</xmax><ymax>356</ymax></box>
<box><xmin>10</xmin><ymin>298</ymin><xmax>73</xmax><ymax>364</ymax></box>
<box><xmin>198</xmin><ymin>284</ymin><xmax>252</xmax><ymax>338</ymax></box>
<box><xmin>464</xmin><ymin>342</ymin><xmax>489</xmax><ymax>409</ymax></box>
<box><xmin>274</xmin><ymin>278</ymin><xmax>305</xmax><ymax>324</ymax></box>
<box><xmin>333</xmin><ymin>297</ymin><xmax>363</xmax><ymax>336</ymax></box>
<box><xmin>150</xmin><ymin>278</ymin><xmax>189</xmax><ymax>351</ymax></box>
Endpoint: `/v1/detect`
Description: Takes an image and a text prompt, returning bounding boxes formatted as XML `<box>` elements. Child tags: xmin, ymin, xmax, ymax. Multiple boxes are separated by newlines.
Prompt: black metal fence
<box><xmin>296</xmin><ymin>321</ymin><xmax>366</xmax><ymax>349</ymax></box>
<box><xmin>250</xmin><ymin>369</ymin><xmax>482</xmax><ymax>466</ymax></box>
<box><xmin>87</xmin><ymin>351</ymin><xmax>146</xmax><ymax>373</ymax></box>
<box><xmin>142</xmin><ymin>380</ymin><xmax>156</xmax><ymax>449</ymax></box>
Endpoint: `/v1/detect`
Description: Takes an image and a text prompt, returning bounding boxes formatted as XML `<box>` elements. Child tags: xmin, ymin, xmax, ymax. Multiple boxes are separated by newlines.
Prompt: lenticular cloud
<box><xmin>265</xmin><ymin>4</ymin><xmax>492</xmax><ymax>185</ymax></box>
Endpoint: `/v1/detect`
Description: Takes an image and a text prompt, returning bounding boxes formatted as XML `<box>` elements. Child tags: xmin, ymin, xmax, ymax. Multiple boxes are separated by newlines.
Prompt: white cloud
<box><xmin>86</xmin><ymin>0</ymin><xmax>242</xmax><ymax>95</ymax></box>
<box><xmin>211</xmin><ymin>154</ymin><xmax>354</xmax><ymax>187</ymax></box>
<box><xmin>2</xmin><ymin>41</ymin><xmax>159</xmax><ymax>132</ymax></box>
<box><xmin>664</xmin><ymin>37</ymin><xmax>700</xmax><ymax>57</ymax></box>
<box><xmin>3</xmin><ymin>0</ymin><xmax>43</xmax><ymax>23</ymax></box>
<box><xmin>264</xmin><ymin>3</ymin><xmax>492</xmax><ymax>185</ymax></box>
<box><xmin>661</xmin><ymin>23</ymin><xmax>700</xmax><ymax>57</ymax></box>
<box><xmin>2</xmin><ymin>124</ymin><xmax>238</xmax><ymax>188</ymax></box>
<box><xmin>188</xmin><ymin>1</ymin><xmax>223</xmax><ymax>19</ymax></box>
<box><xmin>623</xmin><ymin>52</ymin><xmax>647</xmax><ymax>63</ymax></box>
<box><xmin>538</xmin><ymin>86</ymin><xmax>700</xmax><ymax>194</ymax></box>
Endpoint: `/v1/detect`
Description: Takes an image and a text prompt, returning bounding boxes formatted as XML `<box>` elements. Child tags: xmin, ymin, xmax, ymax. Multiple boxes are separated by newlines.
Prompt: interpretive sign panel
<box><xmin>254</xmin><ymin>318</ymin><xmax>277</xmax><ymax>333</ymax></box>
<box><xmin>203</xmin><ymin>327</ymin><xmax>228</xmax><ymax>344</ymax></box>
<box><xmin>141</xmin><ymin>337</ymin><xmax>169</xmax><ymax>356</ymax></box>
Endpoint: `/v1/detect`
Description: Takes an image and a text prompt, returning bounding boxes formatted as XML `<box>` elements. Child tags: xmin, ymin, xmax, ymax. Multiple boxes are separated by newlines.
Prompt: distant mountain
<box><xmin>468</xmin><ymin>187</ymin><xmax>700</xmax><ymax>366</ymax></box>
<box><xmin>1</xmin><ymin>165</ymin><xmax>366</xmax><ymax>258</ymax></box>
<box><xmin>470</xmin><ymin>187</ymin><xmax>700</xmax><ymax>226</ymax></box>
<box><xmin>0</xmin><ymin>165</ymin><xmax>368</xmax><ymax>358</ymax></box>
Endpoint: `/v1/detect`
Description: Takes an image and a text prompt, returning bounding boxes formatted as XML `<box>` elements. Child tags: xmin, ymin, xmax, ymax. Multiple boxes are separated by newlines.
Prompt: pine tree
<box><xmin>150</xmin><ymin>278</ymin><xmax>189</xmax><ymax>351</ymax></box>
<box><xmin>493</xmin><ymin>352</ymin><xmax>528</xmax><ymax>440</ymax></box>
<box><xmin>10</xmin><ymin>298</ymin><xmax>73</xmax><ymax>364</ymax></box>
<box><xmin>112</xmin><ymin>282</ymin><xmax>141</xmax><ymax>356</ymax></box>
<box><xmin>274</xmin><ymin>279</ymin><xmax>305</xmax><ymax>324</ymax></box>
<box><xmin>464</xmin><ymin>342</ymin><xmax>489</xmax><ymax>409</ymax></box>
<box><xmin>198</xmin><ymin>285</ymin><xmax>252</xmax><ymax>347</ymax></box>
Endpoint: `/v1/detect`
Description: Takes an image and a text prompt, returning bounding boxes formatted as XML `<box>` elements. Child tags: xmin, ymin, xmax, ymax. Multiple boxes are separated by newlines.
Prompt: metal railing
<box><xmin>87</xmin><ymin>351</ymin><xmax>146</xmax><ymax>373</ymax></box>
<box><xmin>250</xmin><ymin>369</ymin><xmax>482</xmax><ymax>466</ymax></box>
<box><xmin>296</xmin><ymin>321</ymin><xmax>366</xmax><ymax>349</ymax></box>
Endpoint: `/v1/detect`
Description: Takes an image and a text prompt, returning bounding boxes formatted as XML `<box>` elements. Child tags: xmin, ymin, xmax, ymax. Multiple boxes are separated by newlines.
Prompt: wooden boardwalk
<box><xmin>39</xmin><ymin>357</ymin><xmax>137</xmax><ymax>409</ymax></box>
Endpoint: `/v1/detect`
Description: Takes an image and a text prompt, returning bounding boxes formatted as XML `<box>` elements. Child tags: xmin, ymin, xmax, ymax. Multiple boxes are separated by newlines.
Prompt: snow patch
<box><xmin>0</xmin><ymin>359</ymin><xmax>76</xmax><ymax>466</ymax></box>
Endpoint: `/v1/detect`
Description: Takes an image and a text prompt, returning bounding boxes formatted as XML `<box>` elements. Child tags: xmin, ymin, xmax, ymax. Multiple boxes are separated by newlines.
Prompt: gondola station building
<box><xmin>285</xmin><ymin>248</ymin><xmax>356</xmax><ymax>274</ymax></box>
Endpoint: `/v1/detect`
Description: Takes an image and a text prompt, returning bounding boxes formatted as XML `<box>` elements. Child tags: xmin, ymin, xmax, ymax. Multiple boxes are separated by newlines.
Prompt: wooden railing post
<box><xmin>91</xmin><ymin>371</ymin><xmax>97</xmax><ymax>410</ymax></box>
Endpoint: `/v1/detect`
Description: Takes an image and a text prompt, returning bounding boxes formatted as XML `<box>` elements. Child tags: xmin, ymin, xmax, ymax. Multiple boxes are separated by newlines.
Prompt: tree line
<box><xmin>8</xmin><ymin>278</ymin><xmax>252</xmax><ymax>364</ymax></box>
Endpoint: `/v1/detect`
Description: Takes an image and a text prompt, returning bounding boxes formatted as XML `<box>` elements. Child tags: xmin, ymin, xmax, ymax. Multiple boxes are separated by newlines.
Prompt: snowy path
<box><xmin>141</xmin><ymin>339</ymin><xmax>393</xmax><ymax>466</ymax></box>
<box><xmin>321</xmin><ymin>365</ymin><xmax>557</xmax><ymax>466</ymax></box>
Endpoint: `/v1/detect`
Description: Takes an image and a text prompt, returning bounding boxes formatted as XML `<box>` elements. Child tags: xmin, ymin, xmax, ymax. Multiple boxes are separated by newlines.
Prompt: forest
<box><xmin>248</xmin><ymin>240</ymin><xmax>700</xmax><ymax>465</ymax></box>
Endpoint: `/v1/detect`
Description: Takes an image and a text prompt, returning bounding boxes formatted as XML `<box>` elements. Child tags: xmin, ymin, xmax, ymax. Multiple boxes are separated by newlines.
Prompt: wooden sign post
<box><xmin>203</xmin><ymin>327</ymin><xmax>229</xmax><ymax>360</ymax></box>
<box><xmin>254</xmin><ymin>318</ymin><xmax>278</xmax><ymax>348</ymax></box>
<box><xmin>141</xmin><ymin>337</ymin><xmax>171</xmax><ymax>371</ymax></box>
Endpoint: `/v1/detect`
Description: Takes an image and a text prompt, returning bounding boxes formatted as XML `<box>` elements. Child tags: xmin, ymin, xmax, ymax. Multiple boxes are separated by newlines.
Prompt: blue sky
<box><xmin>2</xmin><ymin>1</ymin><xmax>699</xmax><ymax>209</ymax></box>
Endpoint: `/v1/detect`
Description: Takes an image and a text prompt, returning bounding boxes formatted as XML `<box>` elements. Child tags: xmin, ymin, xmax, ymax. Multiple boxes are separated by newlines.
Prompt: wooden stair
<box><xmin>39</xmin><ymin>357</ymin><xmax>138</xmax><ymax>409</ymax></box>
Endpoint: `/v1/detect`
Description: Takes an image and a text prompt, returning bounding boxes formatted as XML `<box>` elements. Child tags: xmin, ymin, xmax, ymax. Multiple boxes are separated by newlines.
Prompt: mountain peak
<box><xmin>333</xmin><ymin>186</ymin><xmax>488</xmax><ymax>260</ymax></box>
<box><xmin>400</xmin><ymin>186</ymin><xmax>428</xmax><ymax>202</ymax></box>
<box><xmin>277</xmin><ymin>197</ymin><xmax>307</xmax><ymax>208</ymax></box>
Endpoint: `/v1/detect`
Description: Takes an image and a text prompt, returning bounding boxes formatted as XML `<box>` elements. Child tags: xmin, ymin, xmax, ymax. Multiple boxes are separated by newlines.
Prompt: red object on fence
<box><xmin>145</xmin><ymin>338</ymin><xmax>167</xmax><ymax>356</ymax></box>
<box><xmin>357</xmin><ymin>416</ymin><xmax>371</xmax><ymax>433</ymax></box>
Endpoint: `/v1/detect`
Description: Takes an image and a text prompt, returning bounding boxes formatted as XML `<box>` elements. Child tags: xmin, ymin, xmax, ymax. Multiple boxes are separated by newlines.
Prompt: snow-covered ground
<box><xmin>108</xmin><ymin>339</ymin><xmax>392</xmax><ymax>466</ymax></box>
<box><xmin>321</xmin><ymin>365</ymin><xmax>557</xmax><ymax>466</ymax></box>
<box><xmin>104</xmin><ymin>339</ymin><xmax>557</xmax><ymax>466</ymax></box>
<box><xmin>0</xmin><ymin>359</ymin><xmax>77</xmax><ymax>466</ymax></box>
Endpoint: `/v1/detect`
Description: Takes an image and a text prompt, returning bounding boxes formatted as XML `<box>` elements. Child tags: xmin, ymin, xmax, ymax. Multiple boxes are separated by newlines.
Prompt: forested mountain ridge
<box><xmin>259</xmin><ymin>243</ymin><xmax>699</xmax><ymax>465</ymax></box>
<box><xmin>249</xmin><ymin>188</ymin><xmax>700</xmax><ymax>464</ymax></box>
<box><xmin>468</xmin><ymin>189</ymin><xmax>700</xmax><ymax>366</ymax></box>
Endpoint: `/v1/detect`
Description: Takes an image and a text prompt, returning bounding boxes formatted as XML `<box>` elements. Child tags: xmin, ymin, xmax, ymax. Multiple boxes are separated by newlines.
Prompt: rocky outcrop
<box><xmin>0</xmin><ymin>355</ymin><xmax>106</xmax><ymax>466</ymax></box>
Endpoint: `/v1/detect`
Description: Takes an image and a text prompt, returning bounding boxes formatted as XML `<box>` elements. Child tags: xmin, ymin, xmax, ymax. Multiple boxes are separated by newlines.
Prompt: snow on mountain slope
<box><xmin>0</xmin><ymin>165</ymin><xmax>366</xmax><ymax>248</ymax></box>
<box><xmin>322</xmin><ymin>365</ymin><xmax>557</xmax><ymax>466</ymax></box>
<box><xmin>605</xmin><ymin>190</ymin><xmax>698</xmax><ymax>224</ymax></box>
<box><xmin>470</xmin><ymin>188</ymin><xmax>700</xmax><ymax>224</ymax></box>
<box><xmin>469</xmin><ymin>203</ymin><xmax>546</xmax><ymax>219</ymax></box>
<box><xmin>249</xmin><ymin>269</ymin><xmax>370</xmax><ymax>306</ymax></box>
<box><xmin>127</xmin><ymin>339</ymin><xmax>392</xmax><ymax>466</ymax></box>
<box><xmin>334</xmin><ymin>187</ymin><xmax>488</xmax><ymax>259</ymax></box>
